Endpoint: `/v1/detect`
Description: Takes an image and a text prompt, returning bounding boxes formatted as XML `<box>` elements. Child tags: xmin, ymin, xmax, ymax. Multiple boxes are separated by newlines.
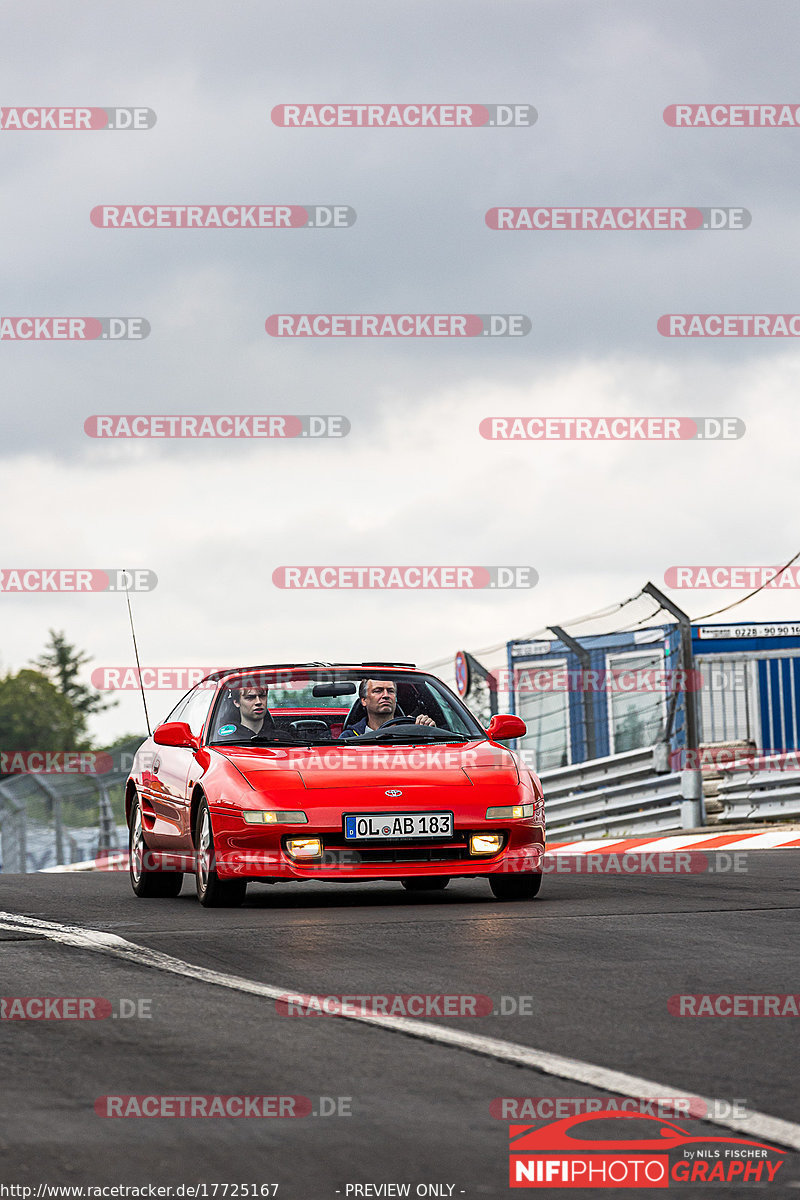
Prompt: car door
<box><xmin>151</xmin><ymin>684</ymin><xmax>215</xmax><ymax>847</ymax></box>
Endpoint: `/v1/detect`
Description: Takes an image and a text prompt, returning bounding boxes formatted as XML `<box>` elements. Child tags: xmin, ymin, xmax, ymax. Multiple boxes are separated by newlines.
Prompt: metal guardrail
<box><xmin>0</xmin><ymin>763</ymin><xmax>128</xmax><ymax>873</ymax></box>
<box><xmin>538</xmin><ymin>746</ymin><xmax>685</xmax><ymax>840</ymax></box>
<box><xmin>717</xmin><ymin>757</ymin><xmax>800</xmax><ymax>822</ymax></box>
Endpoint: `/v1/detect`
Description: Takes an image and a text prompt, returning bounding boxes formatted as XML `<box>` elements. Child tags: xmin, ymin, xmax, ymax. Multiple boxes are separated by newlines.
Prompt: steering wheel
<box><xmin>377</xmin><ymin>715</ymin><xmax>424</xmax><ymax>729</ymax></box>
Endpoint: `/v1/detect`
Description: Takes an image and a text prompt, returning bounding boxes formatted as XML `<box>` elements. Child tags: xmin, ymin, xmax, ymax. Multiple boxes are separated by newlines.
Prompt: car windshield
<box><xmin>206</xmin><ymin>667</ymin><xmax>484</xmax><ymax>746</ymax></box>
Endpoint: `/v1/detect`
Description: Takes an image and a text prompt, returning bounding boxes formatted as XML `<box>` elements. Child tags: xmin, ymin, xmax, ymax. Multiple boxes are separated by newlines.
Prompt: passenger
<box><xmin>339</xmin><ymin>678</ymin><xmax>436</xmax><ymax>738</ymax></box>
<box><xmin>216</xmin><ymin>684</ymin><xmax>276</xmax><ymax>740</ymax></box>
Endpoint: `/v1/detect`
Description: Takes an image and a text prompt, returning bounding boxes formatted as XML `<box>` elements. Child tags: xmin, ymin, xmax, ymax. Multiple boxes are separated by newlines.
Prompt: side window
<box><xmin>179</xmin><ymin>686</ymin><xmax>216</xmax><ymax>738</ymax></box>
<box><xmin>163</xmin><ymin>693</ymin><xmax>191</xmax><ymax>725</ymax></box>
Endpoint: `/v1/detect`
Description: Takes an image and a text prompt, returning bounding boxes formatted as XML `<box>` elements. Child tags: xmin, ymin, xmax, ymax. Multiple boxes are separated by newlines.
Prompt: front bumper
<box><xmin>192</xmin><ymin>813</ymin><xmax>544</xmax><ymax>881</ymax></box>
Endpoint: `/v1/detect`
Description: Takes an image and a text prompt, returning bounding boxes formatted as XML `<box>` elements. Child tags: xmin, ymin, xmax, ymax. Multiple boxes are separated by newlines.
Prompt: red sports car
<box><xmin>125</xmin><ymin>662</ymin><xmax>545</xmax><ymax>907</ymax></box>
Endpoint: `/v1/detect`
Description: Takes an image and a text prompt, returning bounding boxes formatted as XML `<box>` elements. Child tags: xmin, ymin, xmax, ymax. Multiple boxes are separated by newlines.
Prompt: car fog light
<box><xmin>470</xmin><ymin>833</ymin><xmax>503</xmax><ymax>855</ymax></box>
<box><xmin>285</xmin><ymin>837</ymin><xmax>323</xmax><ymax>859</ymax></box>
<box><xmin>242</xmin><ymin>810</ymin><xmax>308</xmax><ymax>824</ymax></box>
<box><xmin>485</xmin><ymin>803</ymin><xmax>534</xmax><ymax>820</ymax></box>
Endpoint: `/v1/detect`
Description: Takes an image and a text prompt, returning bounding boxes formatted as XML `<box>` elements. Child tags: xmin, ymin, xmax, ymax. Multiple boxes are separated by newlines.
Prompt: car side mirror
<box><xmin>153</xmin><ymin>721</ymin><xmax>199</xmax><ymax>750</ymax></box>
<box><xmin>485</xmin><ymin>714</ymin><xmax>527</xmax><ymax>741</ymax></box>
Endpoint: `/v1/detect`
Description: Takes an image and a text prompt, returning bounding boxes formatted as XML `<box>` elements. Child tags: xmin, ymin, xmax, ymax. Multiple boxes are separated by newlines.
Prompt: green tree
<box><xmin>32</xmin><ymin>630</ymin><xmax>116</xmax><ymax>742</ymax></box>
<box><xmin>0</xmin><ymin>669</ymin><xmax>80</xmax><ymax>757</ymax></box>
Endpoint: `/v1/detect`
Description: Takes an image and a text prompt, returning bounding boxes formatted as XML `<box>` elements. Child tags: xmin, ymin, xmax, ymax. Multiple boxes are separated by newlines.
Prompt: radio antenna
<box><xmin>123</xmin><ymin>569</ymin><xmax>151</xmax><ymax>736</ymax></box>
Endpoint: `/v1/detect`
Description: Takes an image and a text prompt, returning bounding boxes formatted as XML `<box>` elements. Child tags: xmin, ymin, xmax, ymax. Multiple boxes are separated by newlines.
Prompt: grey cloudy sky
<box><xmin>2</xmin><ymin>0</ymin><xmax>799</xmax><ymax>742</ymax></box>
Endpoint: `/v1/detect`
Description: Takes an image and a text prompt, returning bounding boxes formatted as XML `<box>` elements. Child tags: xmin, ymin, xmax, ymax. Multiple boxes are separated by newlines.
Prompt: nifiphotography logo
<box><xmin>507</xmin><ymin>1110</ymin><xmax>785</xmax><ymax>1187</ymax></box>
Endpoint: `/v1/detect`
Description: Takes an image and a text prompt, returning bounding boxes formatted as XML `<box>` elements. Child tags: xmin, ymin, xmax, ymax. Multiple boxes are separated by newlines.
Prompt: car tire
<box><xmin>401</xmin><ymin>877</ymin><xmax>450</xmax><ymax>892</ymax></box>
<box><xmin>489</xmin><ymin>873</ymin><xmax>542</xmax><ymax>901</ymax></box>
<box><xmin>129</xmin><ymin>794</ymin><xmax>183</xmax><ymax>898</ymax></box>
<box><xmin>195</xmin><ymin>798</ymin><xmax>247</xmax><ymax>908</ymax></box>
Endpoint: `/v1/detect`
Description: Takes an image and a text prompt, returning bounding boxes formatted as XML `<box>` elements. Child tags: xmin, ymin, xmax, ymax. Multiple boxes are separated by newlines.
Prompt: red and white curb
<box><xmin>547</xmin><ymin>830</ymin><xmax>800</xmax><ymax>854</ymax></box>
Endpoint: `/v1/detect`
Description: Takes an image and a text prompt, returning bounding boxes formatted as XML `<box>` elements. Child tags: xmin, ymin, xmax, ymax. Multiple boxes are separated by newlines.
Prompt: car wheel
<box><xmin>195</xmin><ymin>799</ymin><xmax>247</xmax><ymax>908</ymax></box>
<box><xmin>489</xmin><ymin>873</ymin><xmax>542</xmax><ymax>901</ymax></box>
<box><xmin>129</xmin><ymin>794</ymin><xmax>183</xmax><ymax>898</ymax></box>
<box><xmin>401</xmin><ymin>877</ymin><xmax>450</xmax><ymax>892</ymax></box>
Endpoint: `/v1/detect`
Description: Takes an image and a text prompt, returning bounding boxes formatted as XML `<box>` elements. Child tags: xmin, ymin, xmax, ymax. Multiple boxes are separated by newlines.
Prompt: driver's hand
<box><xmin>415</xmin><ymin>714</ymin><xmax>435</xmax><ymax>726</ymax></box>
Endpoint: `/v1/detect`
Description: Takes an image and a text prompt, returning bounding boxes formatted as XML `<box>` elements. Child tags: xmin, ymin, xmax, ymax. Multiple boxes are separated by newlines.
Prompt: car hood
<box><xmin>217</xmin><ymin>739</ymin><xmax>518</xmax><ymax>790</ymax></box>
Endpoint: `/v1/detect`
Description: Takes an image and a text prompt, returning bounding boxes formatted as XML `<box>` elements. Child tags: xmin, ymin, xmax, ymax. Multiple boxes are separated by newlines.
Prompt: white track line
<box><xmin>2</xmin><ymin>910</ymin><xmax>799</xmax><ymax>1152</ymax></box>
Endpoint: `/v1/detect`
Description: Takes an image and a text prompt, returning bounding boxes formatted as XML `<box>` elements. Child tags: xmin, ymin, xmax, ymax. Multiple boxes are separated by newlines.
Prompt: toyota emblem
<box><xmin>385</xmin><ymin>789</ymin><xmax>403</xmax><ymax>798</ymax></box>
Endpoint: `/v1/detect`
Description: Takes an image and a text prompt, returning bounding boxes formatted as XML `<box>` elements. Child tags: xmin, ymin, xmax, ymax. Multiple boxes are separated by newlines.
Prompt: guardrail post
<box><xmin>0</xmin><ymin>782</ymin><xmax>27</xmax><ymax>873</ymax></box>
<box><xmin>680</xmin><ymin>768</ymin><xmax>704</xmax><ymax>829</ymax></box>
<box><xmin>643</xmin><ymin>583</ymin><xmax>705</xmax><ymax>826</ymax></box>
<box><xmin>549</xmin><ymin>625</ymin><xmax>598</xmax><ymax>761</ymax></box>
<box><xmin>97</xmin><ymin>780</ymin><xmax>119</xmax><ymax>857</ymax></box>
<box><xmin>26</xmin><ymin>774</ymin><xmax>66</xmax><ymax>866</ymax></box>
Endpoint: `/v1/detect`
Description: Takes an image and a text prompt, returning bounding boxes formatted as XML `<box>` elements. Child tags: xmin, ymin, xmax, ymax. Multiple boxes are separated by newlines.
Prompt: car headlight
<box><xmin>485</xmin><ymin>803</ymin><xmax>534</xmax><ymax>819</ymax></box>
<box><xmin>470</xmin><ymin>833</ymin><xmax>503</xmax><ymax>855</ymax></box>
<box><xmin>285</xmin><ymin>837</ymin><xmax>323</xmax><ymax>859</ymax></box>
<box><xmin>242</xmin><ymin>810</ymin><xmax>308</xmax><ymax>824</ymax></box>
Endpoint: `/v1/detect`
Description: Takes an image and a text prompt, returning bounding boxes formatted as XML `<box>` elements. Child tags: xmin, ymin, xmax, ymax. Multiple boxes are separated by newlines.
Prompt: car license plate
<box><xmin>344</xmin><ymin>811</ymin><xmax>453</xmax><ymax>840</ymax></box>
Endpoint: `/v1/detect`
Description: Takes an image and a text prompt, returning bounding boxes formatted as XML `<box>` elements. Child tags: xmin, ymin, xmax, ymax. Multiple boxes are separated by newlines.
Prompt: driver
<box><xmin>339</xmin><ymin>678</ymin><xmax>435</xmax><ymax>738</ymax></box>
<box><xmin>216</xmin><ymin>683</ymin><xmax>276</xmax><ymax>741</ymax></box>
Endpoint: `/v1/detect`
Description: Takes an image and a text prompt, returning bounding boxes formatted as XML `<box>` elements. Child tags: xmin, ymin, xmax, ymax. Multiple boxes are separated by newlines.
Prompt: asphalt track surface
<box><xmin>1</xmin><ymin>854</ymin><xmax>799</xmax><ymax>1198</ymax></box>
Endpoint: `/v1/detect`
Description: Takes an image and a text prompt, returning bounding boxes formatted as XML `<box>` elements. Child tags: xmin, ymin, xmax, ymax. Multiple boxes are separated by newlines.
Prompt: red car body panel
<box><xmin>126</xmin><ymin>665</ymin><xmax>545</xmax><ymax>884</ymax></box>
